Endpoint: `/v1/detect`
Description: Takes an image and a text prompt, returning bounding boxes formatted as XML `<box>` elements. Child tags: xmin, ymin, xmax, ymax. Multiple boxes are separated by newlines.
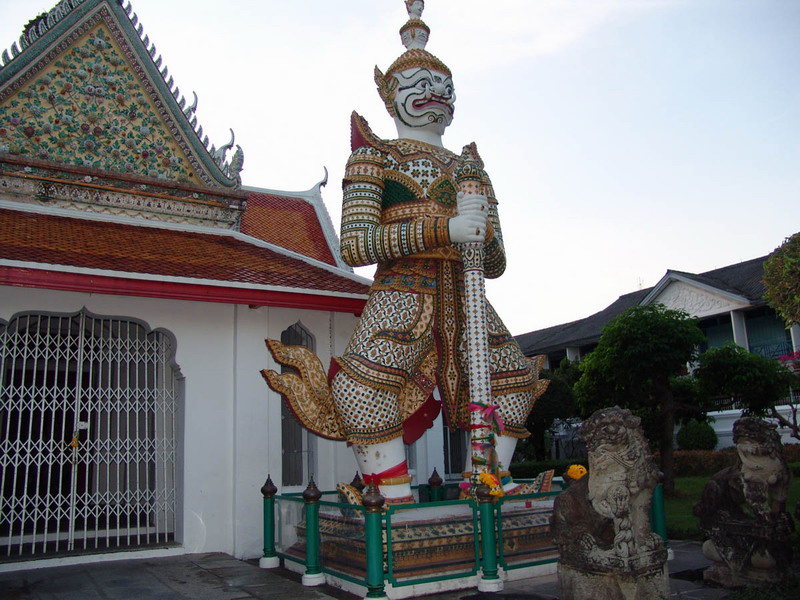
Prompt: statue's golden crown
<box><xmin>374</xmin><ymin>2</ymin><xmax>452</xmax><ymax>115</ymax></box>
<box><xmin>385</xmin><ymin>48</ymin><xmax>451</xmax><ymax>79</ymax></box>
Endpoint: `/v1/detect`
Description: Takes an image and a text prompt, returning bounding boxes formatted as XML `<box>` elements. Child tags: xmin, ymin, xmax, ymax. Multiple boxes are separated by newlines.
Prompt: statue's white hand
<box><xmin>449</xmin><ymin>191</ymin><xmax>488</xmax><ymax>243</ymax></box>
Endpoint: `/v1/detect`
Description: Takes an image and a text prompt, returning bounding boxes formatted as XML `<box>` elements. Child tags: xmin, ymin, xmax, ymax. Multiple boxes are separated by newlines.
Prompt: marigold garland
<box><xmin>479</xmin><ymin>471</ymin><xmax>504</xmax><ymax>497</ymax></box>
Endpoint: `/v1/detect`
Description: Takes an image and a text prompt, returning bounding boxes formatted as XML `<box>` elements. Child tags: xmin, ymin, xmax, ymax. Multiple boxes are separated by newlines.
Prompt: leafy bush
<box><xmin>676</xmin><ymin>419</ymin><xmax>718</xmax><ymax>450</ymax></box>
<box><xmin>694</xmin><ymin>344</ymin><xmax>797</xmax><ymax>415</ymax></box>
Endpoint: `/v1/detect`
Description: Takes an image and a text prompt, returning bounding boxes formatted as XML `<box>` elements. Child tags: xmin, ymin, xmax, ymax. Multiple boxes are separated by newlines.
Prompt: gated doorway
<box><xmin>0</xmin><ymin>309</ymin><xmax>182</xmax><ymax>560</ymax></box>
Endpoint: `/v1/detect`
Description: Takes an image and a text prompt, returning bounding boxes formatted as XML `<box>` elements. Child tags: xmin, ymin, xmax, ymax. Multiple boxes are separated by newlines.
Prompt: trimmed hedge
<box><xmin>664</xmin><ymin>448</ymin><xmax>738</xmax><ymax>477</ymax></box>
<box><xmin>513</xmin><ymin>445</ymin><xmax>800</xmax><ymax>479</ymax></box>
<box><xmin>510</xmin><ymin>458</ymin><xmax>588</xmax><ymax>479</ymax></box>
<box><xmin>533</xmin><ymin>450</ymin><xmax>743</xmax><ymax>478</ymax></box>
<box><xmin>661</xmin><ymin>444</ymin><xmax>800</xmax><ymax>477</ymax></box>
<box><xmin>785</xmin><ymin>443</ymin><xmax>800</xmax><ymax>462</ymax></box>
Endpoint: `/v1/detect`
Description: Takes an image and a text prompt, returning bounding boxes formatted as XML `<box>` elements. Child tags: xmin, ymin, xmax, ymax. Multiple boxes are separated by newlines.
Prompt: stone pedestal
<box><xmin>694</xmin><ymin>418</ymin><xmax>794</xmax><ymax>589</ymax></box>
<box><xmin>551</xmin><ymin>407</ymin><xmax>669</xmax><ymax>600</ymax></box>
<box><xmin>700</xmin><ymin>517</ymin><xmax>794</xmax><ymax>588</ymax></box>
<box><xmin>559</xmin><ymin>559</ymin><xmax>668</xmax><ymax>600</ymax></box>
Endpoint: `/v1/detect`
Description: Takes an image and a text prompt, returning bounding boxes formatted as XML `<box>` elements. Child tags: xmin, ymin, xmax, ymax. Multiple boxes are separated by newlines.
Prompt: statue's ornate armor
<box><xmin>331</xmin><ymin>113</ymin><xmax>538</xmax><ymax>445</ymax></box>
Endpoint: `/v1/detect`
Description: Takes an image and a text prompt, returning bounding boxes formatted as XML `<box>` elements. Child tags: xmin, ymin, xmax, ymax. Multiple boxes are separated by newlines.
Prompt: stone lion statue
<box><xmin>551</xmin><ymin>406</ymin><xmax>667</xmax><ymax>599</ymax></box>
<box><xmin>693</xmin><ymin>417</ymin><xmax>794</xmax><ymax>588</ymax></box>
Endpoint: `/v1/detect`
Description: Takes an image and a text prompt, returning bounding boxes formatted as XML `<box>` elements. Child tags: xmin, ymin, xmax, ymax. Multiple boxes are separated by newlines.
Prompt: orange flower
<box><xmin>567</xmin><ymin>464</ymin><xmax>587</xmax><ymax>480</ymax></box>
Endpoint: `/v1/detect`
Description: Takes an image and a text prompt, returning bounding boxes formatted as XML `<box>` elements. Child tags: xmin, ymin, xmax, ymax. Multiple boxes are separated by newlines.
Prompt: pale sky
<box><xmin>2</xmin><ymin>0</ymin><xmax>798</xmax><ymax>335</ymax></box>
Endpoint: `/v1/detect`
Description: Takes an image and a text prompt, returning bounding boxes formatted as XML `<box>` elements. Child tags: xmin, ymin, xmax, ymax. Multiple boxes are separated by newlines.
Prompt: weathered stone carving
<box><xmin>551</xmin><ymin>406</ymin><xmax>668</xmax><ymax>599</ymax></box>
<box><xmin>693</xmin><ymin>417</ymin><xmax>794</xmax><ymax>588</ymax></box>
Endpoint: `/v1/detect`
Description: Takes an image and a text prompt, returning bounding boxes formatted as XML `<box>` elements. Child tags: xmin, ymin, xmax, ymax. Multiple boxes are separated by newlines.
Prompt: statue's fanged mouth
<box><xmin>412</xmin><ymin>97</ymin><xmax>453</xmax><ymax>115</ymax></box>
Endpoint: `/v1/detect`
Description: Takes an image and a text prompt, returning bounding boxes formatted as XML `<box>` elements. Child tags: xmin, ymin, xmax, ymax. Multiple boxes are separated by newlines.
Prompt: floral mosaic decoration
<box><xmin>0</xmin><ymin>25</ymin><xmax>194</xmax><ymax>183</ymax></box>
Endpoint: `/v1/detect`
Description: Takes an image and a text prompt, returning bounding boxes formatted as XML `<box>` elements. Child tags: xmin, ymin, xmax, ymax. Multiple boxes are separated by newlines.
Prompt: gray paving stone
<box><xmin>0</xmin><ymin>541</ymin><xmax>742</xmax><ymax>600</ymax></box>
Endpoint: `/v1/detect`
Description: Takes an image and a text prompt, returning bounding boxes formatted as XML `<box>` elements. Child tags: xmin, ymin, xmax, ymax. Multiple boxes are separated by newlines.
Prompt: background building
<box><xmin>516</xmin><ymin>255</ymin><xmax>800</xmax><ymax>449</ymax></box>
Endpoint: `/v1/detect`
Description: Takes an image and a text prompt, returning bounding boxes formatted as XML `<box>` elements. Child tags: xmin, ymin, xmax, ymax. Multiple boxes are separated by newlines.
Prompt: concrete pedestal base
<box><xmin>258</xmin><ymin>556</ymin><xmax>280</xmax><ymax>569</ymax></box>
<box><xmin>283</xmin><ymin>542</ymin><xmax>557</xmax><ymax>599</ymax></box>
<box><xmin>477</xmin><ymin>575</ymin><xmax>504</xmax><ymax>592</ymax></box>
<box><xmin>558</xmin><ymin>562</ymin><xmax>668</xmax><ymax>600</ymax></box>
<box><xmin>302</xmin><ymin>572</ymin><xmax>326</xmax><ymax>586</ymax></box>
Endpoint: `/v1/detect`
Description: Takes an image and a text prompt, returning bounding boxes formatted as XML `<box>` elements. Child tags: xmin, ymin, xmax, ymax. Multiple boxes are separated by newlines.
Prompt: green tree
<box><xmin>522</xmin><ymin>359</ymin><xmax>580</xmax><ymax>460</ymax></box>
<box><xmin>693</xmin><ymin>343</ymin><xmax>800</xmax><ymax>441</ymax></box>
<box><xmin>574</xmin><ymin>304</ymin><xmax>705</xmax><ymax>493</ymax></box>
<box><xmin>763</xmin><ymin>232</ymin><xmax>800</xmax><ymax>326</ymax></box>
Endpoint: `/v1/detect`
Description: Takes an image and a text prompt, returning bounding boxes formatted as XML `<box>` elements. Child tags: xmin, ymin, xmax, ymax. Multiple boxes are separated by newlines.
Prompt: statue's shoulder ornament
<box><xmin>460</xmin><ymin>141</ymin><xmax>485</xmax><ymax>170</ymax></box>
<box><xmin>351</xmin><ymin>112</ymin><xmax>392</xmax><ymax>154</ymax></box>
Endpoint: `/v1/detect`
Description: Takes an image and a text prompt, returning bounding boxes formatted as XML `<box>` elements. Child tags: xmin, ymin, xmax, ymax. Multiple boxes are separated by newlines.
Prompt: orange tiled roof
<box><xmin>241</xmin><ymin>192</ymin><xmax>337</xmax><ymax>266</ymax></box>
<box><xmin>0</xmin><ymin>208</ymin><xmax>368</xmax><ymax>295</ymax></box>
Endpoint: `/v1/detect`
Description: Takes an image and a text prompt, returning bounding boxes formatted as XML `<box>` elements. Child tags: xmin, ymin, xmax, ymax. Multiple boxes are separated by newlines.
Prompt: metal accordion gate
<box><xmin>0</xmin><ymin>309</ymin><xmax>180</xmax><ymax>560</ymax></box>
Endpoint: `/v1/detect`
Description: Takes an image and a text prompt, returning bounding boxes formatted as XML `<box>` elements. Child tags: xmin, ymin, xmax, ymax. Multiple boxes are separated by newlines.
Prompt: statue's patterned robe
<box><xmin>330</xmin><ymin>113</ymin><xmax>539</xmax><ymax>446</ymax></box>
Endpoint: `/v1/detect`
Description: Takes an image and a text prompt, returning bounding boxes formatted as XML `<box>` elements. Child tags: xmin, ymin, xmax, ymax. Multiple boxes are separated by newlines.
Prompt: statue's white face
<box><xmin>393</xmin><ymin>67</ymin><xmax>455</xmax><ymax>135</ymax></box>
<box><xmin>400</xmin><ymin>27</ymin><xmax>429</xmax><ymax>50</ymax></box>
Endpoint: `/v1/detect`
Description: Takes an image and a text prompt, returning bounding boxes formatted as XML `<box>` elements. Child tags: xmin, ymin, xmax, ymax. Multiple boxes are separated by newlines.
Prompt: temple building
<box><xmin>0</xmin><ymin>0</ymin><xmax>376</xmax><ymax>566</ymax></box>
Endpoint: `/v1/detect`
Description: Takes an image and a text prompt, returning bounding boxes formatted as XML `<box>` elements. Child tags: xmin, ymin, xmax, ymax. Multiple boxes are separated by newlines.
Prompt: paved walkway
<box><xmin>0</xmin><ymin>541</ymin><xmax>730</xmax><ymax>599</ymax></box>
<box><xmin>435</xmin><ymin>541</ymin><xmax>729</xmax><ymax>600</ymax></box>
<box><xmin>0</xmin><ymin>553</ymin><xmax>347</xmax><ymax>600</ymax></box>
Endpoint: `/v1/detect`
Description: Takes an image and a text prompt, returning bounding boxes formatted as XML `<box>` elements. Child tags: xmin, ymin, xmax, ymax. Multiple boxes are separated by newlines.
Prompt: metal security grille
<box><xmin>0</xmin><ymin>309</ymin><xmax>179</xmax><ymax>559</ymax></box>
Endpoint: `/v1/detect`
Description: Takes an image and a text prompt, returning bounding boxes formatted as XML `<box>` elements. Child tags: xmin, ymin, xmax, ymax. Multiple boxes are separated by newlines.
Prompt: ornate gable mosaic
<box><xmin>1</xmin><ymin>24</ymin><xmax>198</xmax><ymax>183</ymax></box>
<box><xmin>0</xmin><ymin>0</ymin><xmax>247</xmax><ymax>229</ymax></box>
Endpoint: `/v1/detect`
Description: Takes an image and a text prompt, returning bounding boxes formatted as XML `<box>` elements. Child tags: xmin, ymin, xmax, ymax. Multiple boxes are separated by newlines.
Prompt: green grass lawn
<box><xmin>665</xmin><ymin>474</ymin><xmax>800</xmax><ymax>540</ymax></box>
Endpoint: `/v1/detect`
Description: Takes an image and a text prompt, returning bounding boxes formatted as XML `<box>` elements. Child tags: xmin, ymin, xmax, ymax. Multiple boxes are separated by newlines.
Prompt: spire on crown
<box><xmin>406</xmin><ymin>0</ymin><xmax>424</xmax><ymax>20</ymax></box>
<box><xmin>400</xmin><ymin>0</ymin><xmax>429</xmax><ymax>50</ymax></box>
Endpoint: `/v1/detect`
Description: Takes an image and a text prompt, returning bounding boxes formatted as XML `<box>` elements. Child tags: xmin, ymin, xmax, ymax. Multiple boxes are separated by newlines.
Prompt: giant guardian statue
<box><xmin>263</xmin><ymin>0</ymin><xmax>546</xmax><ymax>505</ymax></box>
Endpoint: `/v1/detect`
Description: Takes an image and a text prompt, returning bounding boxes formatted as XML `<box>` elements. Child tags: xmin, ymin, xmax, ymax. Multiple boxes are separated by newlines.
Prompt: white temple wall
<box><xmin>702</xmin><ymin>406</ymin><xmax>798</xmax><ymax>450</ymax></box>
<box><xmin>0</xmin><ymin>285</ymin><xmax>360</xmax><ymax>561</ymax></box>
<box><xmin>234</xmin><ymin>304</ymin><xmax>360</xmax><ymax>559</ymax></box>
